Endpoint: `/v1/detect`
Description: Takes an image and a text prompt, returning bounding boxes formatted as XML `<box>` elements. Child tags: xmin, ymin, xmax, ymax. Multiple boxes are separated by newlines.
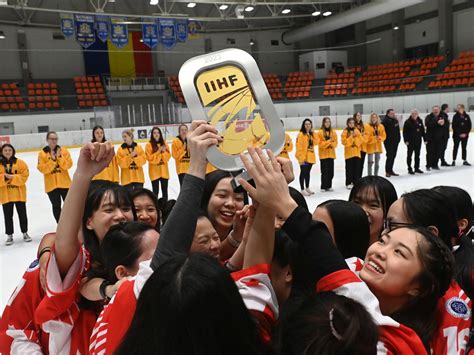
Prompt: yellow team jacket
<box><xmin>37</xmin><ymin>146</ymin><xmax>72</xmax><ymax>193</ymax></box>
<box><xmin>206</xmin><ymin>163</ymin><xmax>217</xmax><ymax>175</ymax></box>
<box><xmin>295</xmin><ymin>131</ymin><xmax>319</xmax><ymax>165</ymax></box>
<box><xmin>364</xmin><ymin>123</ymin><xmax>387</xmax><ymax>154</ymax></box>
<box><xmin>341</xmin><ymin>128</ymin><xmax>363</xmax><ymax>159</ymax></box>
<box><xmin>317</xmin><ymin>129</ymin><xmax>338</xmax><ymax>160</ymax></box>
<box><xmin>93</xmin><ymin>155</ymin><xmax>119</xmax><ymax>183</ymax></box>
<box><xmin>145</xmin><ymin>142</ymin><xmax>171</xmax><ymax>181</ymax></box>
<box><xmin>117</xmin><ymin>143</ymin><xmax>146</xmax><ymax>185</ymax></box>
<box><xmin>355</xmin><ymin>123</ymin><xmax>367</xmax><ymax>153</ymax></box>
<box><xmin>0</xmin><ymin>158</ymin><xmax>29</xmax><ymax>204</ymax></box>
<box><xmin>278</xmin><ymin>133</ymin><xmax>294</xmax><ymax>159</ymax></box>
<box><xmin>172</xmin><ymin>137</ymin><xmax>190</xmax><ymax>175</ymax></box>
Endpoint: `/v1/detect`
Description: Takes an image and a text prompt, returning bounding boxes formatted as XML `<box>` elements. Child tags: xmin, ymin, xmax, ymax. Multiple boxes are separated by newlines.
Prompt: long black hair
<box><xmin>0</xmin><ymin>143</ymin><xmax>16</xmax><ymax>164</ymax></box>
<box><xmin>299</xmin><ymin>118</ymin><xmax>313</xmax><ymax>134</ymax></box>
<box><xmin>91</xmin><ymin>125</ymin><xmax>106</xmax><ymax>143</ymax></box>
<box><xmin>116</xmin><ymin>253</ymin><xmax>266</xmax><ymax>355</ymax></box>
<box><xmin>149</xmin><ymin>126</ymin><xmax>166</xmax><ymax>153</ymax></box>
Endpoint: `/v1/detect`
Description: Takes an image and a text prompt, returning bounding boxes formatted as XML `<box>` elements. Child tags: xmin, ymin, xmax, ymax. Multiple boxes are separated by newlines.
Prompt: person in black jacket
<box><xmin>440</xmin><ymin>104</ymin><xmax>450</xmax><ymax>166</ymax></box>
<box><xmin>425</xmin><ymin>105</ymin><xmax>447</xmax><ymax>170</ymax></box>
<box><xmin>452</xmin><ymin>104</ymin><xmax>472</xmax><ymax>166</ymax></box>
<box><xmin>381</xmin><ymin>109</ymin><xmax>401</xmax><ymax>177</ymax></box>
<box><xmin>403</xmin><ymin>109</ymin><xmax>425</xmax><ymax>174</ymax></box>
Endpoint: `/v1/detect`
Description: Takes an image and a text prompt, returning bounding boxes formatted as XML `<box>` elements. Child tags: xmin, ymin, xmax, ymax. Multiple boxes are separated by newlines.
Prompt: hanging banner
<box><xmin>60</xmin><ymin>13</ymin><xmax>75</xmax><ymax>38</ymax></box>
<box><xmin>95</xmin><ymin>16</ymin><xmax>109</xmax><ymax>42</ymax></box>
<box><xmin>159</xmin><ymin>19</ymin><xmax>176</xmax><ymax>50</ymax></box>
<box><xmin>176</xmin><ymin>19</ymin><xmax>188</xmax><ymax>42</ymax></box>
<box><xmin>75</xmin><ymin>14</ymin><xmax>95</xmax><ymax>48</ymax></box>
<box><xmin>110</xmin><ymin>17</ymin><xmax>129</xmax><ymax>48</ymax></box>
<box><xmin>142</xmin><ymin>19</ymin><xmax>159</xmax><ymax>49</ymax></box>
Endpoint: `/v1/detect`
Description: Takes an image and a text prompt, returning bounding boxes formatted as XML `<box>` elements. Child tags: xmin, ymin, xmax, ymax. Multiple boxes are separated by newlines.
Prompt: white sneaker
<box><xmin>23</xmin><ymin>233</ymin><xmax>32</xmax><ymax>242</ymax></box>
<box><xmin>5</xmin><ymin>235</ymin><xmax>13</xmax><ymax>246</ymax></box>
<box><xmin>301</xmin><ymin>189</ymin><xmax>311</xmax><ymax>197</ymax></box>
<box><xmin>346</xmin><ymin>185</ymin><xmax>352</xmax><ymax>190</ymax></box>
<box><xmin>305</xmin><ymin>187</ymin><xmax>315</xmax><ymax>195</ymax></box>
<box><xmin>326</xmin><ymin>188</ymin><xmax>334</xmax><ymax>192</ymax></box>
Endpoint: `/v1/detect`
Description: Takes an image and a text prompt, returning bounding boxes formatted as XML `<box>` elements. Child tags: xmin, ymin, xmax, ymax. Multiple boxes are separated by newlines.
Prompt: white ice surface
<box><xmin>1</xmin><ymin>131</ymin><xmax>473</xmax><ymax>312</ymax></box>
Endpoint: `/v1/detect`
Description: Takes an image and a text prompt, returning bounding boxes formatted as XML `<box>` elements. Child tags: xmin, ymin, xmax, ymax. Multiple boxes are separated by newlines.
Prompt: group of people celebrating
<box><xmin>1</xmin><ymin>118</ymin><xmax>474</xmax><ymax>355</ymax></box>
<box><xmin>292</xmin><ymin>103</ymin><xmax>471</xmax><ymax>196</ymax></box>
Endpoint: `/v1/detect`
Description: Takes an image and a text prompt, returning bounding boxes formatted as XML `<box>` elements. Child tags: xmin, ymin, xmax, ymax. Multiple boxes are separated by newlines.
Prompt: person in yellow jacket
<box><xmin>0</xmin><ymin>143</ymin><xmax>31</xmax><ymax>245</ymax></box>
<box><xmin>37</xmin><ymin>131</ymin><xmax>72</xmax><ymax>223</ymax></box>
<box><xmin>117</xmin><ymin>129</ymin><xmax>146</xmax><ymax>192</ymax></box>
<box><xmin>91</xmin><ymin>125</ymin><xmax>119</xmax><ymax>183</ymax></box>
<box><xmin>354</xmin><ymin>112</ymin><xmax>367</xmax><ymax>179</ymax></box>
<box><xmin>172</xmin><ymin>123</ymin><xmax>190</xmax><ymax>186</ymax></box>
<box><xmin>278</xmin><ymin>120</ymin><xmax>294</xmax><ymax>159</ymax></box>
<box><xmin>206</xmin><ymin>163</ymin><xmax>217</xmax><ymax>175</ymax></box>
<box><xmin>364</xmin><ymin>113</ymin><xmax>387</xmax><ymax>176</ymax></box>
<box><xmin>318</xmin><ymin>117</ymin><xmax>338</xmax><ymax>192</ymax></box>
<box><xmin>295</xmin><ymin>118</ymin><xmax>319</xmax><ymax>196</ymax></box>
<box><xmin>146</xmin><ymin>126</ymin><xmax>171</xmax><ymax>201</ymax></box>
<box><xmin>342</xmin><ymin>117</ymin><xmax>363</xmax><ymax>189</ymax></box>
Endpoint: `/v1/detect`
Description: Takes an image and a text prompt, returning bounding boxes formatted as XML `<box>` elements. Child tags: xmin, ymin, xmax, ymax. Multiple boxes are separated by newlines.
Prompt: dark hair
<box><xmin>391</xmin><ymin>226</ymin><xmax>454</xmax><ymax>350</ymax></box>
<box><xmin>317</xmin><ymin>200</ymin><xmax>370</xmax><ymax>259</ymax></box>
<box><xmin>281</xmin><ymin>292</ymin><xmax>378</xmax><ymax>355</ymax></box>
<box><xmin>91</xmin><ymin>126</ymin><xmax>106</xmax><ymax>143</ymax></box>
<box><xmin>300</xmin><ymin>118</ymin><xmax>313</xmax><ymax>134</ymax></box>
<box><xmin>353</xmin><ymin>113</ymin><xmax>364</xmax><ymax>132</ymax></box>
<box><xmin>386</xmin><ymin>109</ymin><xmax>394</xmax><ymax>116</ymax></box>
<box><xmin>131</xmin><ymin>188</ymin><xmax>161</xmax><ymax>232</ymax></box>
<box><xmin>200</xmin><ymin>170</ymin><xmax>246</xmax><ymax>211</ymax></box>
<box><xmin>432</xmin><ymin>186</ymin><xmax>473</xmax><ymax>233</ymax></box>
<box><xmin>401</xmin><ymin>189</ymin><xmax>458</xmax><ymax>248</ymax></box>
<box><xmin>177</xmin><ymin>123</ymin><xmax>188</xmax><ymax>139</ymax></box>
<box><xmin>346</xmin><ymin>117</ymin><xmax>354</xmax><ymax>127</ymax></box>
<box><xmin>116</xmin><ymin>253</ymin><xmax>266</xmax><ymax>355</ymax></box>
<box><xmin>149</xmin><ymin>126</ymin><xmax>166</xmax><ymax>153</ymax></box>
<box><xmin>289</xmin><ymin>186</ymin><xmax>309</xmax><ymax>212</ymax></box>
<box><xmin>349</xmin><ymin>176</ymin><xmax>398</xmax><ymax>218</ymax></box>
<box><xmin>158</xmin><ymin>198</ymin><xmax>176</xmax><ymax>226</ymax></box>
<box><xmin>441</xmin><ymin>103</ymin><xmax>449</xmax><ymax>111</ymax></box>
<box><xmin>0</xmin><ymin>143</ymin><xmax>16</xmax><ymax>159</ymax></box>
<box><xmin>92</xmin><ymin>222</ymin><xmax>154</xmax><ymax>284</ymax></box>
<box><xmin>46</xmin><ymin>131</ymin><xmax>57</xmax><ymax>140</ymax></box>
<box><xmin>82</xmin><ymin>181</ymin><xmax>135</xmax><ymax>266</ymax></box>
<box><xmin>321</xmin><ymin>117</ymin><xmax>332</xmax><ymax>131</ymax></box>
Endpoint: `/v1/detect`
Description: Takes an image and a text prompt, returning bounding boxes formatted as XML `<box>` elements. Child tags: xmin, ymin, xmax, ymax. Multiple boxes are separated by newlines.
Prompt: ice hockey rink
<box><xmin>1</xmin><ymin>131</ymin><xmax>473</xmax><ymax>312</ymax></box>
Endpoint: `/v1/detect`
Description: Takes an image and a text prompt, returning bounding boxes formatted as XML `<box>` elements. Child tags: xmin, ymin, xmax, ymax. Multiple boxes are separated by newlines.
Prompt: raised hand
<box><xmin>76</xmin><ymin>142</ymin><xmax>114</xmax><ymax>178</ymax></box>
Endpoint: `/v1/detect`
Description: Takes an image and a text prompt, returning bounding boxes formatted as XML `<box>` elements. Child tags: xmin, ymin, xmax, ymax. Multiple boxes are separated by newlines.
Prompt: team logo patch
<box><xmin>446</xmin><ymin>297</ymin><xmax>471</xmax><ymax>319</ymax></box>
<box><xmin>27</xmin><ymin>258</ymin><xmax>40</xmax><ymax>272</ymax></box>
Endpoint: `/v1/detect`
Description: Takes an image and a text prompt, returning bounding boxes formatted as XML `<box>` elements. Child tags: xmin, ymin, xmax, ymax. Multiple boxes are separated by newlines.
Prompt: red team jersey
<box><xmin>89</xmin><ymin>262</ymin><xmax>278</xmax><ymax>354</ymax></box>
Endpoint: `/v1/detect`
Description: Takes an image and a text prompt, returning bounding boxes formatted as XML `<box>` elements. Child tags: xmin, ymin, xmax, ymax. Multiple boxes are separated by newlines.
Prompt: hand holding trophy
<box><xmin>179</xmin><ymin>49</ymin><xmax>285</xmax><ymax>191</ymax></box>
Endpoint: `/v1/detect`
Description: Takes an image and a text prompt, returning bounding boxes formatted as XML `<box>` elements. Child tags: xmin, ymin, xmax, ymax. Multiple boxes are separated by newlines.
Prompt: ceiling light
<box><xmin>108</xmin><ymin>0</ymin><xmax>115</xmax><ymax>2</ymax></box>
<box><xmin>187</xmin><ymin>2</ymin><xmax>196</xmax><ymax>8</ymax></box>
<box><xmin>244</xmin><ymin>6</ymin><xmax>254</xmax><ymax>12</ymax></box>
<box><xmin>249</xmin><ymin>39</ymin><xmax>255</xmax><ymax>46</ymax></box>
<box><xmin>282</xmin><ymin>8</ymin><xmax>291</xmax><ymax>14</ymax></box>
<box><xmin>393</xmin><ymin>25</ymin><xmax>399</xmax><ymax>30</ymax></box>
<box><xmin>139</xmin><ymin>38</ymin><xmax>144</xmax><ymax>42</ymax></box>
<box><xmin>0</xmin><ymin>31</ymin><xmax>5</xmax><ymax>39</ymax></box>
<box><xmin>323</xmin><ymin>11</ymin><xmax>332</xmax><ymax>17</ymax></box>
<box><xmin>219</xmin><ymin>4</ymin><xmax>228</xmax><ymax>10</ymax></box>
<box><xmin>150</xmin><ymin>0</ymin><xmax>159</xmax><ymax>4</ymax></box>
<box><xmin>312</xmin><ymin>11</ymin><xmax>321</xmax><ymax>16</ymax></box>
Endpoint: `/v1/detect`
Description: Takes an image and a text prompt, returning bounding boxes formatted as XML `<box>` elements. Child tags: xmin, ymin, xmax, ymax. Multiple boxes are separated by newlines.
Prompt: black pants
<box><xmin>151</xmin><ymin>178</ymin><xmax>169</xmax><ymax>201</ymax></box>
<box><xmin>358</xmin><ymin>151</ymin><xmax>366</xmax><ymax>179</ymax></box>
<box><xmin>47</xmin><ymin>188</ymin><xmax>68</xmax><ymax>223</ymax></box>
<box><xmin>123</xmin><ymin>183</ymin><xmax>144</xmax><ymax>193</ymax></box>
<box><xmin>441</xmin><ymin>137</ymin><xmax>449</xmax><ymax>163</ymax></box>
<box><xmin>345</xmin><ymin>157</ymin><xmax>361</xmax><ymax>186</ymax></box>
<box><xmin>299</xmin><ymin>164</ymin><xmax>312</xmax><ymax>190</ymax></box>
<box><xmin>320</xmin><ymin>158</ymin><xmax>334</xmax><ymax>189</ymax></box>
<box><xmin>385</xmin><ymin>142</ymin><xmax>399</xmax><ymax>174</ymax></box>
<box><xmin>3</xmin><ymin>201</ymin><xmax>28</xmax><ymax>235</ymax></box>
<box><xmin>407</xmin><ymin>144</ymin><xmax>421</xmax><ymax>170</ymax></box>
<box><xmin>453</xmin><ymin>137</ymin><xmax>469</xmax><ymax>161</ymax></box>
<box><xmin>178</xmin><ymin>173</ymin><xmax>185</xmax><ymax>186</ymax></box>
<box><xmin>426</xmin><ymin>140</ymin><xmax>444</xmax><ymax>168</ymax></box>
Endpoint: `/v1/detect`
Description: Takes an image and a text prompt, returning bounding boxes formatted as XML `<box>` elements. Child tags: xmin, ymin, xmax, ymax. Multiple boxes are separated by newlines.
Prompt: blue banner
<box><xmin>176</xmin><ymin>19</ymin><xmax>188</xmax><ymax>42</ymax></box>
<box><xmin>60</xmin><ymin>13</ymin><xmax>74</xmax><ymax>38</ymax></box>
<box><xmin>142</xmin><ymin>20</ymin><xmax>159</xmax><ymax>49</ymax></box>
<box><xmin>95</xmin><ymin>16</ymin><xmax>109</xmax><ymax>42</ymax></box>
<box><xmin>159</xmin><ymin>19</ymin><xmax>176</xmax><ymax>50</ymax></box>
<box><xmin>110</xmin><ymin>17</ymin><xmax>128</xmax><ymax>48</ymax></box>
<box><xmin>75</xmin><ymin>14</ymin><xmax>95</xmax><ymax>48</ymax></box>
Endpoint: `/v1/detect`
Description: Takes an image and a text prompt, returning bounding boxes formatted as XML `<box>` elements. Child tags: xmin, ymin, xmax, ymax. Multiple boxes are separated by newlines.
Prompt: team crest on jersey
<box><xmin>27</xmin><ymin>259</ymin><xmax>40</xmax><ymax>272</ymax></box>
<box><xmin>446</xmin><ymin>297</ymin><xmax>471</xmax><ymax>319</ymax></box>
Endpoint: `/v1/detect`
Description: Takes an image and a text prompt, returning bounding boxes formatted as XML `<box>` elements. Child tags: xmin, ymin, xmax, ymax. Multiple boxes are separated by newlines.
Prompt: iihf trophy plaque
<box><xmin>178</xmin><ymin>49</ymin><xmax>285</xmax><ymax>182</ymax></box>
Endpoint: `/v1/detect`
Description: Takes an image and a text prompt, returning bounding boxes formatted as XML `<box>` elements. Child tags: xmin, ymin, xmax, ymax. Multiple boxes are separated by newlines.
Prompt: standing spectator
<box><xmin>341</xmin><ymin>117</ymin><xmax>362</xmax><ymax>189</ymax></box>
<box><xmin>440</xmin><ymin>103</ymin><xmax>450</xmax><ymax>166</ymax></box>
<box><xmin>0</xmin><ymin>144</ymin><xmax>31</xmax><ymax>245</ymax></box>
<box><xmin>172</xmin><ymin>124</ymin><xmax>190</xmax><ymax>186</ymax></box>
<box><xmin>425</xmin><ymin>105</ymin><xmax>447</xmax><ymax>170</ymax></box>
<box><xmin>452</xmin><ymin>104</ymin><xmax>472</xmax><ymax>166</ymax></box>
<box><xmin>146</xmin><ymin>126</ymin><xmax>171</xmax><ymax>201</ymax></box>
<box><xmin>317</xmin><ymin>117</ymin><xmax>337</xmax><ymax>192</ymax></box>
<box><xmin>278</xmin><ymin>120</ymin><xmax>293</xmax><ymax>159</ymax></box>
<box><xmin>354</xmin><ymin>112</ymin><xmax>367</xmax><ymax>178</ymax></box>
<box><xmin>117</xmin><ymin>129</ymin><xmax>146</xmax><ymax>192</ymax></box>
<box><xmin>364</xmin><ymin>113</ymin><xmax>386</xmax><ymax>176</ymax></box>
<box><xmin>37</xmin><ymin>131</ymin><xmax>72</xmax><ymax>223</ymax></box>
<box><xmin>381</xmin><ymin>109</ymin><xmax>401</xmax><ymax>177</ymax></box>
<box><xmin>403</xmin><ymin>109</ymin><xmax>425</xmax><ymax>175</ymax></box>
<box><xmin>296</xmin><ymin>118</ymin><xmax>319</xmax><ymax>196</ymax></box>
<box><xmin>91</xmin><ymin>126</ymin><xmax>119</xmax><ymax>183</ymax></box>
